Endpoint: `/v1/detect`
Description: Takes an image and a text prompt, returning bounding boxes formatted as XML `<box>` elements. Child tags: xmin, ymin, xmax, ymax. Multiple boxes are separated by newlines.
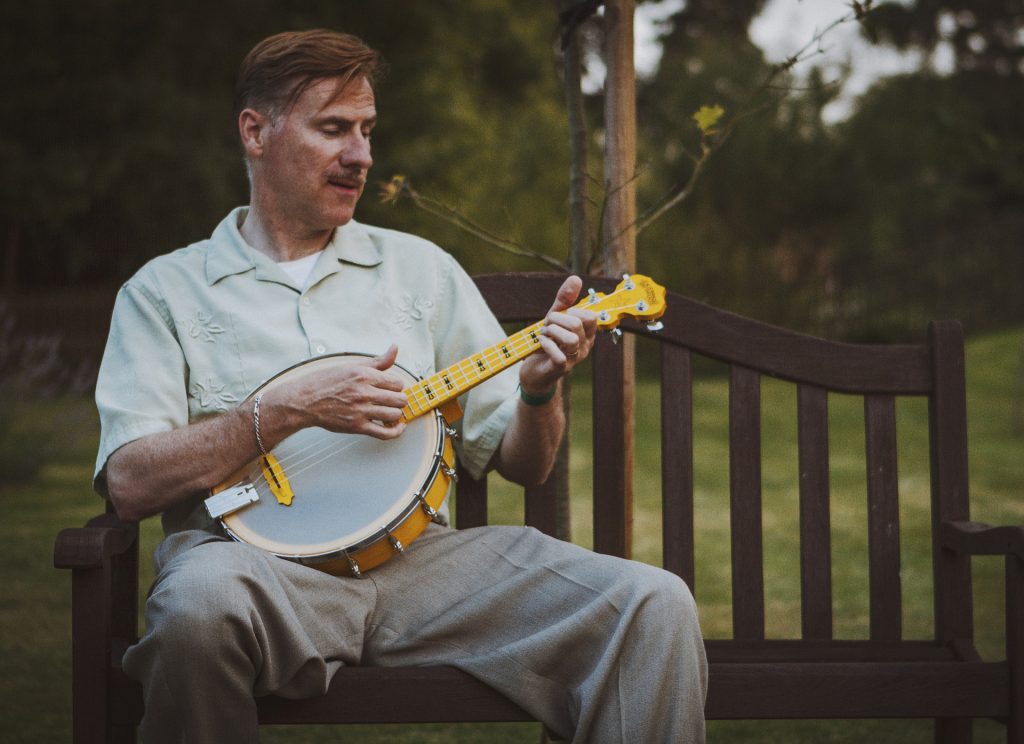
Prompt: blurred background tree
<box><xmin>1</xmin><ymin>0</ymin><xmax>1021</xmax><ymax>356</ymax></box>
<box><xmin>634</xmin><ymin>0</ymin><xmax>1023</xmax><ymax>340</ymax></box>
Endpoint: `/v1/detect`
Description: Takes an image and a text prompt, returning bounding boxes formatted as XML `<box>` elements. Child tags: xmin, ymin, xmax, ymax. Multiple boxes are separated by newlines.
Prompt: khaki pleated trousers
<box><xmin>124</xmin><ymin>523</ymin><xmax>707</xmax><ymax>743</ymax></box>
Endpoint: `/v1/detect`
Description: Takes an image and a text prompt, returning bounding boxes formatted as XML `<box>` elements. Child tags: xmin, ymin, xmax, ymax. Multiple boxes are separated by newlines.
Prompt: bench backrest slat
<box><xmin>455</xmin><ymin>471</ymin><xmax>488</xmax><ymax>530</ymax></box>
<box><xmin>525</xmin><ymin>478</ymin><xmax>559</xmax><ymax>537</ymax></box>
<box><xmin>729</xmin><ymin>365</ymin><xmax>766</xmax><ymax>640</ymax></box>
<box><xmin>865</xmin><ymin>393</ymin><xmax>903</xmax><ymax>641</ymax></box>
<box><xmin>661</xmin><ymin>345</ymin><xmax>696</xmax><ymax>589</ymax></box>
<box><xmin>797</xmin><ymin>383</ymin><xmax>833</xmax><ymax>640</ymax></box>
<box><xmin>592</xmin><ymin>333</ymin><xmax>630</xmax><ymax>558</ymax></box>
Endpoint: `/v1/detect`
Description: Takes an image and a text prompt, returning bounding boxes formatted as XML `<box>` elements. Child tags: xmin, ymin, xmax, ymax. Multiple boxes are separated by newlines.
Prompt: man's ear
<box><xmin>239</xmin><ymin>108</ymin><xmax>269</xmax><ymax>159</ymax></box>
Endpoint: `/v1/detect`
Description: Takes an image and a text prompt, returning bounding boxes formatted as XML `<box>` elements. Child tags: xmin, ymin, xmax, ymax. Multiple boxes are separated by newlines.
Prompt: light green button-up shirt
<box><xmin>94</xmin><ymin>207</ymin><xmax>518</xmax><ymax>534</ymax></box>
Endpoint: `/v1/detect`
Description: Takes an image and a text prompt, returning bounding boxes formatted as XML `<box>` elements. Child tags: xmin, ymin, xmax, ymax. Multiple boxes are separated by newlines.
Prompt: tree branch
<box><xmin>631</xmin><ymin>2</ymin><xmax>878</xmax><ymax>238</ymax></box>
<box><xmin>379</xmin><ymin>176</ymin><xmax>568</xmax><ymax>270</ymax></box>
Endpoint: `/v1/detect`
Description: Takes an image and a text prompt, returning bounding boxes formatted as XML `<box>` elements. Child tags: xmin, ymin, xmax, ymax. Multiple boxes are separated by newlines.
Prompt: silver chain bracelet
<box><xmin>252</xmin><ymin>392</ymin><xmax>268</xmax><ymax>455</ymax></box>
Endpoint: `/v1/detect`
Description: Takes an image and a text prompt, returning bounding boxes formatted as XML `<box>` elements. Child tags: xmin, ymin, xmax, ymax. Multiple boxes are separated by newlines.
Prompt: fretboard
<box><xmin>401</xmin><ymin>320</ymin><xmax>546</xmax><ymax>421</ymax></box>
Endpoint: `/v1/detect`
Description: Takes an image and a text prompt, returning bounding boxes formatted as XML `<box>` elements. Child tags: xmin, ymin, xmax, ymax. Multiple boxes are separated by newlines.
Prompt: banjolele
<box><xmin>205</xmin><ymin>274</ymin><xmax>667</xmax><ymax>577</ymax></box>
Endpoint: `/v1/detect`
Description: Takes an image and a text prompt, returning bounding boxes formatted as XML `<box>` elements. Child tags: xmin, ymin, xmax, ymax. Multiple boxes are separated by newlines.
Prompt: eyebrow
<box><xmin>313</xmin><ymin>114</ymin><xmax>377</xmax><ymax>130</ymax></box>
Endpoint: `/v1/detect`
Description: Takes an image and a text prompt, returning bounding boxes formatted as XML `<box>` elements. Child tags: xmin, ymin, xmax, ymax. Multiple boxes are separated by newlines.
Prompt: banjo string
<box><xmin>403</xmin><ymin>297</ymin><xmax>641</xmax><ymax>413</ymax></box>
<box><xmin>246</xmin><ymin>297</ymin><xmax>645</xmax><ymax>488</ymax></box>
<box><xmin>263</xmin><ymin>434</ymin><xmax>366</xmax><ymax>483</ymax></box>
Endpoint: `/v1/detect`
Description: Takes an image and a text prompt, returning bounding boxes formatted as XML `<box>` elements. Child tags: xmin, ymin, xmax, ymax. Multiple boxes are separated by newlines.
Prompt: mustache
<box><xmin>328</xmin><ymin>169</ymin><xmax>367</xmax><ymax>186</ymax></box>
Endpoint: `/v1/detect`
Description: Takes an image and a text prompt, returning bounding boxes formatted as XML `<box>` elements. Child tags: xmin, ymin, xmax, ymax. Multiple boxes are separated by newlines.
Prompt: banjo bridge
<box><xmin>259</xmin><ymin>453</ymin><xmax>294</xmax><ymax>506</ymax></box>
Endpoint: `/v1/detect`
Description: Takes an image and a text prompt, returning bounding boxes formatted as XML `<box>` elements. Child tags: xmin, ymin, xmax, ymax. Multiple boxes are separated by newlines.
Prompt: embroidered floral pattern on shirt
<box><xmin>190</xmin><ymin>376</ymin><xmax>239</xmax><ymax>411</ymax></box>
<box><xmin>408</xmin><ymin>358</ymin><xmax>434</xmax><ymax>380</ymax></box>
<box><xmin>179</xmin><ymin>310</ymin><xmax>226</xmax><ymax>343</ymax></box>
<box><xmin>388</xmin><ymin>293</ymin><xmax>434</xmax><ymax>330</ymax></box>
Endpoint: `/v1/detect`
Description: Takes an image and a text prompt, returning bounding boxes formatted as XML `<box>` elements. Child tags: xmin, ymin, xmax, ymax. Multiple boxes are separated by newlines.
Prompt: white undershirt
<box><xmin>277</xmin><ymin>251</ymin><xmax>323</xmax><ymax>291</ymax></box>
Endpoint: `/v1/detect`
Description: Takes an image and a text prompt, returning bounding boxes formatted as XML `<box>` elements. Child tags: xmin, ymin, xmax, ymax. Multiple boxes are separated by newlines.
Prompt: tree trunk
<box><xmin>601</xmin><ymin>0</ymin><xmax>637</xmax><ymax>558</ymax></box>
<box><xmin>561</xmin><ymin>0</ymin><xmax>594</xmax><ymax>274</ymax></box>
<box><xmin>555</xmin><ymin>0</ymin><xmax>596</xmax><ymax>542</ymax></box>
<box><xmin>601</xmin><ymin>0</ymin><xmax>637</xmax><ymax>277</ymax></box>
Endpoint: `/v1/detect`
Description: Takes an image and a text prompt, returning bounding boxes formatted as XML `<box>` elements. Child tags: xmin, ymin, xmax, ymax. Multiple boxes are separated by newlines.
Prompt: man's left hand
<box><xmin>518</xmin><ymin>275</ymin><xmax>597</xmax><ymax>396</ymax></box>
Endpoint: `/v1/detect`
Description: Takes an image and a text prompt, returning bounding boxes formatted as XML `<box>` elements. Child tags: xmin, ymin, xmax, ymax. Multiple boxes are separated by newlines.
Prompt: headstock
<box><xmin>576</xmin><ymin>274</ymin><xmax>667</xmax><ymax>333</ymax></box>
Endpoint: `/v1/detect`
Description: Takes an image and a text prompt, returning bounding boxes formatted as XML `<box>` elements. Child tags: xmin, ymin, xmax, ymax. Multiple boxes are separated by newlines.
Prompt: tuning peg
<box><xmin>587</xmin><ymin>288</ymin><xmax>598</xmax><ymax>304</ymax></box>
<box><xmin>646</xmin><ymin>321</ymin><xmax>664</xmax><ymax>332</ymax></box>
<box><xmin>611</xmin><ymin>328</ymin><xmax>623</xmax><ymax>344</ymax></box>
<box><xmin>621</xmin><ymin>273</ymin><xmax>635</xmax><ymax>290</ymax></box>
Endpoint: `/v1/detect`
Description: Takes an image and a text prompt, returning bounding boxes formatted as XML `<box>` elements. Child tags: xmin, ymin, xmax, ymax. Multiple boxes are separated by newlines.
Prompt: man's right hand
<box><xmin>261</xmin><ymin>344</ymin><xmax>409</xmax><ymax>445</ymax></box>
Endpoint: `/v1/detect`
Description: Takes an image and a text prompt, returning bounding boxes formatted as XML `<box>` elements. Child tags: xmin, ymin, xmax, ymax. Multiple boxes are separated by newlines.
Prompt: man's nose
<box><xmin>342</xmin><ymin>133</ymin><xmax>373</xmax><ymax>170</ymax></box>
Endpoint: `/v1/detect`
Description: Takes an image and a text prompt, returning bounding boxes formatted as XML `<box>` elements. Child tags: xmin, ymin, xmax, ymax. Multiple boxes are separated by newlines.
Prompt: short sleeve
<box><xmin>93</xmin><ymin>280</ymin><xmax>189</xmax><ymax>497</ymax></box>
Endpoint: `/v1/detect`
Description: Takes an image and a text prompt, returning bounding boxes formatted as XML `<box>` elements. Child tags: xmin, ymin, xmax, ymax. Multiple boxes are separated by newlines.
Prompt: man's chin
<box><xmin>323</xmin><ymin>203</ymin><xmax>359</xmax><ymax>228</ymax></box>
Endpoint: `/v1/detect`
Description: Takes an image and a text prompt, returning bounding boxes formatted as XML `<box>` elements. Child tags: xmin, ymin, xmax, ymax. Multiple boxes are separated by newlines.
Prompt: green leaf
<box><xmin>692</xmin><ymin>104</ymin><xmax>726</xmax><ymax>135</ymax></box>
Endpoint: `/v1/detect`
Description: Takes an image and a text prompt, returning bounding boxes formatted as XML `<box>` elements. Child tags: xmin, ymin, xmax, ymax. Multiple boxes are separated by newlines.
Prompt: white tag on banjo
<box><xmin>205</xmin><ymin>484</ymin><xmax>260</xmax><ymax>519</ymax></box>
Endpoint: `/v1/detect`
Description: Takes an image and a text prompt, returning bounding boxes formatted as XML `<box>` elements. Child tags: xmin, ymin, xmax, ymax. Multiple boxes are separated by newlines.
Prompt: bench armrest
<box><xmin>939</xmin><ymin>520</ymin><xmax>1024</xmax><ymax>561</ymax></box>
<box><xmin>54</xmin><ymin>512</ymin><xmax>138</xmax><ymax>569</ymax></box>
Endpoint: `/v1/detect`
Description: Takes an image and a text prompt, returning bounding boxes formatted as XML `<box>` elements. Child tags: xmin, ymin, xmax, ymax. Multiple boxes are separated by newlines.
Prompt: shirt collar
<box><xmin>205</xmin><ymin>207</ymin><xmax>383</xmax><ymax>286</ymax></box>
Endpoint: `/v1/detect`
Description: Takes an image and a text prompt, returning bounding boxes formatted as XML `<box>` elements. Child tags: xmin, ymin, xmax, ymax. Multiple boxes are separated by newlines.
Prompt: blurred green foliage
<box><xmin>635</xmin><ymin>0</ymin><xmax>1024</xmax><ymax>340</ymax></box>
<box><xmin>0</xmin><ymin>301</ymin><xmax>91</xmax><ymax>482</ymax></box>
<box><xmin>1</xmin><ymin>0</ymin><xmax>1021</xmax><ymax>342</ymax></box>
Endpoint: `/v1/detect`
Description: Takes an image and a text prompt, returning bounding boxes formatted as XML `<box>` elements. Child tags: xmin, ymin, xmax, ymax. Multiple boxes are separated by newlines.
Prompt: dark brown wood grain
<box><xmin>797</xmin><ymin>384</ymin><xmax>832</xmax><ymax>640</ymax></box>
<box><xmin>454</xmin><ymin>470</ymin><xmax>488</xmax><ymax>530</ymax></box>
<box><xmin>661</xmin><ymin>344</ymin><xmax>695</xmax><ymax>588</ymax></box>
<box><xmin>592</xmin><ymin>332</ymin><xmax>628</xmax><ymax>558</ymax></box>
<box><xmin>729</xmin><ymin>365</ymin><xmax>765</xmax><ymax>640</ymax></box>
<box><xmin>524</xmin><ymin>478</ymin><xmax>559</xmax><ymax>537</ymax></box>
<box><xmin>54</xmin><ymin>273</ymin><xmax>1021</xmax><ymax>742</ymax></box>
<box><xmin>865</xmin><ymin>393</ymin><xmax>902</xmax><ymax>642</ymax></box>
<box><xmin>928</xmin><ymin>320</ymin><xmax>974</xmax><ymax>646</ymax></box>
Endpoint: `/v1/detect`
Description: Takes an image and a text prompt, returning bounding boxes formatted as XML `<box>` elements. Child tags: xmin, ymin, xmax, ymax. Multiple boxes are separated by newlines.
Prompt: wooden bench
<box><xmin>54</xmin><ymin>272</ymin><xmax>1023</xmax><ymax>742</ymax></box>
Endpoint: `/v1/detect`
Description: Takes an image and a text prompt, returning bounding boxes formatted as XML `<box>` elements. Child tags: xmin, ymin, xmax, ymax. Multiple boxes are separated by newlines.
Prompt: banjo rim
<box><xmin>214</xmin><ymin>353</ymin><xmax>456</xmax><ymax>574</ymax></box>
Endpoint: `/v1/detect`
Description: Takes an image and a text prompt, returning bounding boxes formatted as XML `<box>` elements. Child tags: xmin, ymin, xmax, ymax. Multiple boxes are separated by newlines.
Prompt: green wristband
<box><xmin>518</xmin><ymin>384</ymin><xmax>557</xmax><ymax>407</ymax></box>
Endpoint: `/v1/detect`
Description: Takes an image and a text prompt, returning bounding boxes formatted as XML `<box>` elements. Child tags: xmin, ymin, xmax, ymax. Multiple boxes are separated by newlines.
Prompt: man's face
<box><xmin>253</xmin><ymin>76</ymin><xmax>376</xmax><ymax>234</ymax></box>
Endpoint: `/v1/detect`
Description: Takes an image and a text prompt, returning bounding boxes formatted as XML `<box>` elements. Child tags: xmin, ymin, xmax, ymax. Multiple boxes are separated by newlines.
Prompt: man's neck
<box><xmin>239</xmin><ymin>203</ymin><xmax>334</xmax><ymax>263</ymax></box>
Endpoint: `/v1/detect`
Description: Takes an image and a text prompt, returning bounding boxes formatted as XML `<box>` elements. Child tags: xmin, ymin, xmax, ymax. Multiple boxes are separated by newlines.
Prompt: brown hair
<box><xmin>233</xmin><ymin>29</ymin><xmax>382</xmax><ymax>119</ymax></box>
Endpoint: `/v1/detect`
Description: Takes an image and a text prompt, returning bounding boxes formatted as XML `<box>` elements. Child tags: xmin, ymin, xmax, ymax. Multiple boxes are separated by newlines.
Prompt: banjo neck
<box><xmin>400</xmin><ymin>274</ymin><xmax>667</xmax><ymax>423</ymax></box>
<box><xmin>401</xmin><ymin>319</ymin><xmax>547</xmax><ymax>422</ymax></box>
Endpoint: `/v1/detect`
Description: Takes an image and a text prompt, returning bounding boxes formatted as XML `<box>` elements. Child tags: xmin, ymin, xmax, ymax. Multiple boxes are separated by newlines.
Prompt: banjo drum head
<box><xmin>220</xmin><ymin>355</ymin><xmax>444</xmax><ymax>563</ymax></box>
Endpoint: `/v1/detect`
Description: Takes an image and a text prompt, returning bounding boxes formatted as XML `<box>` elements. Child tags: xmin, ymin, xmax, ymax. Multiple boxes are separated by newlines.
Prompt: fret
<box><xmin>400</xmin><ymin>322</ymin><xmax>546</xmax><ymax>422</ymax></box>
<box><xmin>394</xmin><ymin>276</ymin><xmax>667</xmax><ymax>423</ymax></box>
<box><xmin>450</xmin><ymin>360</ymin><xmax>475</xmax><ymax>389</ymax></box>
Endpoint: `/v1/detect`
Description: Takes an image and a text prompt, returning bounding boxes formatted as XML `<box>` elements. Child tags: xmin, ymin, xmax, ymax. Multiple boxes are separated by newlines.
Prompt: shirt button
<box><xmin>301</xmin><ymin>297</ymin><xmax>311</xmax><ymax>306</ymax></box>
<box><xmin>315</xmin><ymin>344</ymin><xmax>326</xmax><ymax>354</ymax></box>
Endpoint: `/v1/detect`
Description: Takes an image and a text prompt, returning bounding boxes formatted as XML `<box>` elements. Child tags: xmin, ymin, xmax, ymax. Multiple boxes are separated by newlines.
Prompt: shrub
<box><xmin>0</xmin><ymin>300</ymin><xmax>93</xmax><ymax>483</ymax></box>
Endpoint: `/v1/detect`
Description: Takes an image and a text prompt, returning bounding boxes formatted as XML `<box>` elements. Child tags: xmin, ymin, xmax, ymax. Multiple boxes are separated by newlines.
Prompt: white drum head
<box><xmin>221</xmin><ymin>356</ymin><xmax>442</xmax><ymax>559</ymax></box>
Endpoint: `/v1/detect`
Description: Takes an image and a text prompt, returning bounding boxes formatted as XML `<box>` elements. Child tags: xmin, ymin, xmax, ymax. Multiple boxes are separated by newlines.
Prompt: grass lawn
<box><xmin>2</xmin><ymin>326</ymin><xmax>1021</xmax><ymax>742</ymax></box>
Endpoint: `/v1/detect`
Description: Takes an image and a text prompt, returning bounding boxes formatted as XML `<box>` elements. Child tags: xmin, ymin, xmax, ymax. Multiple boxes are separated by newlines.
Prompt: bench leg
<box><xmin>1008</xmin><ymin>554</ymin><xmax>1024</xmax><ymax>744</ymax></box>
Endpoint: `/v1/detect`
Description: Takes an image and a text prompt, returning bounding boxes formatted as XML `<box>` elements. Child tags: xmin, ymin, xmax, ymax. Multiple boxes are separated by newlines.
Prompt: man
<box><xmin>94</xmin><ymin>29</ymin><xmax>707</xmax><ymax>743</ymax></box>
